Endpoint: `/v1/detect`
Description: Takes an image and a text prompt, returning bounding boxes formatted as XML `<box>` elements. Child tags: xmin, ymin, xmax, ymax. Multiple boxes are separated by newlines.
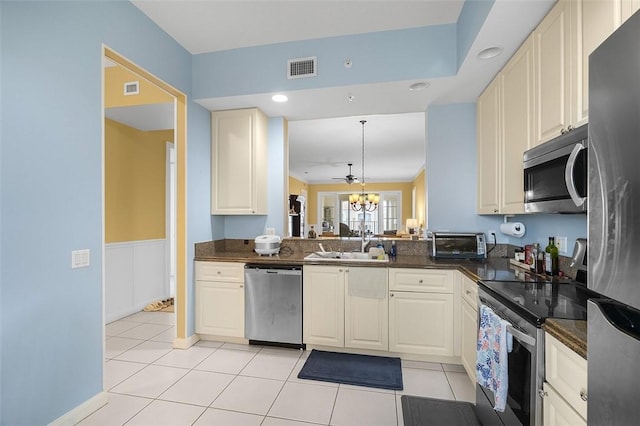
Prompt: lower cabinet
<box><xmin>388</xmin><ymin>268</ymin><xmax>455</xmax><ymax>357</ymax></box>
<box><xmin>303</xmin><ymin>265</ymin><xmax>388</xmax><ymax>350</ymax></box>
<box><xmin>303</xmin><ymin>265</ymin><xmax>345</xmax><ymax>347</ymax></box>
<box><xmin>195</xmin><ymin>261</ymin><xmax>245</xmax><ymax>338</ymax></box>
<box><xmin>543</xmin><ymin>382</ymin><xmax>587</xmax><ymax>426</ymax></box>
<box><xmin>460</xmin><ymin>273</ymin><xmax>479</xmax><ymax>384</ymax></box>
<box><xmin>543</xmin><ymin>332</ymin><xmax>588</xmax><ymax>425</ymax></box>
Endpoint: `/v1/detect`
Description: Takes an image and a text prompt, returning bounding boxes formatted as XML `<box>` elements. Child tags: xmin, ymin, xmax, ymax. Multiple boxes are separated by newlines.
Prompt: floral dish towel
<box><xmin>476</xmin><ymin>304</ymin><xmax>512</xmax><ymax>412</ymax></box>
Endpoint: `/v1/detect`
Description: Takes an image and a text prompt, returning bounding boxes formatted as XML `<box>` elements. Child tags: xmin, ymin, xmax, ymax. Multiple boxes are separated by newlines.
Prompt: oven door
<box><xmin>476</xmin><ymin>290</ymin><xmax>544</xmax><ymax>426</ymax></box>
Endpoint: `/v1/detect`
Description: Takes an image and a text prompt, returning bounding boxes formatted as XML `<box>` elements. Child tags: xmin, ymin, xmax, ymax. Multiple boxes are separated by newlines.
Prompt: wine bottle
<box><xmin>545</xmin><ymin>237</ymin><xmax>559</xmax><ymax>276</ymax></box>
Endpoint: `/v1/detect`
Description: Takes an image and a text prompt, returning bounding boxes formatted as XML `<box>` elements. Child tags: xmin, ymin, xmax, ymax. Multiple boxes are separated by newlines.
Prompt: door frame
<box><xmin>102</xmin><ymin>46</ymin><xmax>189</xmax><ymax>345</ymax></box>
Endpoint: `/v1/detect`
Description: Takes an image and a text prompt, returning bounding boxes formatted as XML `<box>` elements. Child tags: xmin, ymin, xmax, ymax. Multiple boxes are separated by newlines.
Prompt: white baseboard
<box><xmin>173</xmin><ymin>333</ymin><xmax>200</xmax><ymax>349</ymax></box>
<box><xmin>48</xmin><ymin>391</ymin><xmax>108</xmax><ymax>426</ymax></box>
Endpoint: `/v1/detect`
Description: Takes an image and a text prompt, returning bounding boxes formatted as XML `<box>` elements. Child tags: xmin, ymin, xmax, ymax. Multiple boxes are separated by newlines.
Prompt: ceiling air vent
<box><xmin>287</xmin><ymin>56</ymin><xmax>317</xmax><ymax>79</ymax></box>
<box><xmin>123</xmin><ymin>81</ymin><xmax>139</xmax><ymax>96</ymax></box>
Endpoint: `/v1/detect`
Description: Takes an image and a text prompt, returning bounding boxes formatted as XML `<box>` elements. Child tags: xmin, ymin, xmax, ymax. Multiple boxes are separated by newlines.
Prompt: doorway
<box><xmin>102</xmin><ymin>46</ymin><xmax>188</xmax><ymax>349</ymax></box>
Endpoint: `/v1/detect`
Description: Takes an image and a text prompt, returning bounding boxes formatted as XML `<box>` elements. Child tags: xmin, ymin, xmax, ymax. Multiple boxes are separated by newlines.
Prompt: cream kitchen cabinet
<box><xmin>477</xmin><ymin>78</ymin><xmax>501</xmax><ymax>214</ymax></box>
<box><xmin>303</xmin><ymin>265</ymin><xmax>345</xmax><ymax>347</ymax></box>
<box><xmin>345</xmin><ymin>267</ymin><xmax>389</xmax><ymax>351</ymax></box>
<box><xmin>499</xmin><ymin>34</ymin><xmax>534</xmax><ymax>214</ymax></box>
<box><xmin>460</xmin><ymin>273</ymin><xmax>478</xmax><ymax>385</ymax></box>
<box><xmin>477</xmin><ymin>36</ymin><xmax>533</xmax><ymax>214</ymax></box>
<box><xmin>622</xmin><ymin>0</ymin><xmax>640</xmax><ymax>21</ymax></box>
<box><xmin>535</xmin><ymin>0</ymin><xmax>631</xmax><ymax>146</ymax></box>
<box><xmin>195</xmin><ymin>261</ymin><xmax>245</xmax><ymax>338</ymax></box>
<box><xmin>543</xmin><ymin>333</ymin><xmax>588</xmax><ymax>425</ymax></box>
<box><xmin>534</xmin><ymin>0</ymin><xmax>573</xmax><ymax>146</ymax></box>
<box><xmin>388</xmin><ymin>268</ymin><xmax>455</xmax><ymax>357</ymax></box>
<box><xmin>211</xmin><ymin>108</ymin><xmax>268</xmax><ymax>215</ymax></box>
<box><xmin>303</xmin><ymin>265</ymin><xmax>388</xmax><ymax>351</ymax></box>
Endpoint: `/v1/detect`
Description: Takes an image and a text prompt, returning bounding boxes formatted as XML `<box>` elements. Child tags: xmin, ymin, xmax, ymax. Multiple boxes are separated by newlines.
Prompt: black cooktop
<box><xmin>478</xmin><ymin>280</ymin><xmax>597</xmax><ymax>326</ymax></box>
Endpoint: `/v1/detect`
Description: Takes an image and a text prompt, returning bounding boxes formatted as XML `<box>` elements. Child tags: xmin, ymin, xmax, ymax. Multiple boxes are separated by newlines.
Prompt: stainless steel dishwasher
<box><xmin>244</xmin><ymin>264</ymin><xmax>304</xmax><ymax>348</ymax></box>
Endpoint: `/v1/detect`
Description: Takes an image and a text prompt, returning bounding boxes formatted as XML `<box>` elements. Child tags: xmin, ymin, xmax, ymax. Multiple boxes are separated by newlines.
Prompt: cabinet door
<box><xmin>545</xmin><ymin>333</ymin><xmax>588</xmax><ymax>419</ymax></box>
<box><xmin>575</xmin><ymin>0</ymin><xmax>625</xmax><ymax>126</ymax></box>
<box><xmin>543</xmin><ymin>382</ymin><xmax>587</xmax><ymax>426</ymax></box>
<box><xmin>303</xmin><ymin>265</ymin><xmax>345</xmax><ymax>347</ymax></box>
<box><xmin>389</xmin><ymin>291</ymin><xmax>454</xmax><ymax>356</ymax></box>
<box><xmin>500</xmin><ymin>35</ymin><xmax>534</xmax><ymax>214</ymax></box>
<box><xmin>345</xmin><ymin>267</ymin><xmax>388</xmax><ymax>351</ymax></box>
<box><xmin>534</xmin><ymin>0</ymin><xmax>572</xmax><ymax>145</ymax></box>
<box><xmin>211</xmin><ymin>108</ymin><xmax>267</xmax><ymax>215</ymax></box>
<box><xmin>621</xmin><ymin>0</ymin><xmax>640</xmax><ymax>21</ymax></box>
<box><xmin>477</xmin><ymin>78</ymin><xmax>501</xmax><ymax>214</ymax></box>
<box><xmin>195</xmin><ymin>280</ymin><xmax>244</xmax><ymax>337</ymax></box>
<box><xmin>461</xmin><ymin>299</ymin><xmax>478</xmax><ymax>385</ymax></box>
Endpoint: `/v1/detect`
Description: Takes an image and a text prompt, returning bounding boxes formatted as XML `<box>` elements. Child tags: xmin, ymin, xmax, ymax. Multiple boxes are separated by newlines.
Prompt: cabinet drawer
<box><xmin>461</xmin><ymin>274</ymin><xmax>478</xmax><ymax>308</ymax></box>
<box><xmin>545</xmin><ymin>333</ymin><xmax>588</xmax><ymax>419</ymax></box>
<box><xmin>389</xmin><ymin>268</ymin><xmax>453</xmax><ymax>293</ymax></box>
<box><xmin>196</xmin><ymin>261</ymin><xmax>244</xmax><ymax>282</ymax></box>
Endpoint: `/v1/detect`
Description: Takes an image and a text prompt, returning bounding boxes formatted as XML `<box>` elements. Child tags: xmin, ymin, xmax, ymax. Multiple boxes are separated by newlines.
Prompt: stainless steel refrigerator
<box><xmin>588</xmin><ymin>9</ymin><xmax>640</xmax><ymax>425</ymax></box>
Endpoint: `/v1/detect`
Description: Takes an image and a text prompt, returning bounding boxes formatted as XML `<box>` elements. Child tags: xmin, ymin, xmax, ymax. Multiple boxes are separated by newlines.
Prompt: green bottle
<box><xmin>545</xmin><ymin>237</ymin><xmax>559</xmax><ymax>276</ymax></box>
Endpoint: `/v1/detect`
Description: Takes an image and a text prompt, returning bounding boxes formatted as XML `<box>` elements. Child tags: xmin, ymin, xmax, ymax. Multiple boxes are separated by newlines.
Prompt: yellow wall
<box><xmin>412</xmin><ymin>168</ymin><xmax>426</xmax><ymax>229</ymax></box>
<box><xmin>289</xmin><ymin>176</ymin><xmax>308</xmax><ymax>196</ymax></box>
<box><xmin>307</xmin><ymin>181</ymin><xmax>414</xmax><ymax>226</ymax></box>
<box><xmin>105</xmin><ymin>118</ymin><xmax>173</xmax><ymax>243</ymax></box>
<box><xmin>105</xmin><ymin>65</ymin><xmax>174</xmax><ymax>108</ymax></box>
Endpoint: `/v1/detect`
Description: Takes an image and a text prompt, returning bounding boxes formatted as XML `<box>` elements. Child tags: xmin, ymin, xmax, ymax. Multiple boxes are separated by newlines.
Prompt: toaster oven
<box><xmin>430</xmin><ymin>232</ymin><xmax>487</xmax><ymax>259</ymax></box>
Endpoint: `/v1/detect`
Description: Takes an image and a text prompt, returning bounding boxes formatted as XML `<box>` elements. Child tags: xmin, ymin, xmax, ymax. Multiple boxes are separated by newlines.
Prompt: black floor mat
<box><xmin>401</xmin><ymin>395</ymin><xmax>480</xmax><ymax>426</ymax></box>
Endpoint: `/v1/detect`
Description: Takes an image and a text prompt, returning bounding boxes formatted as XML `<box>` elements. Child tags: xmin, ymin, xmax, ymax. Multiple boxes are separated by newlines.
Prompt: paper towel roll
<box><xmin>500</xmin><ymin>222</ymin><xmax>526</xmax><ymax>238</ymax></box>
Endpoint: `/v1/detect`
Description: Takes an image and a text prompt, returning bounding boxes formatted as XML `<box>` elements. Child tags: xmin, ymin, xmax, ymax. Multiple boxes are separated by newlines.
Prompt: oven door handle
<box><xmin>565</xmin><ymin>142</ymin><xmax>586</xmax><ymax>207</ymax></box>
<box><xmin>506</xmin><ymin>324</ymin><xmax>536</xmax><ymax>347</ymax></box>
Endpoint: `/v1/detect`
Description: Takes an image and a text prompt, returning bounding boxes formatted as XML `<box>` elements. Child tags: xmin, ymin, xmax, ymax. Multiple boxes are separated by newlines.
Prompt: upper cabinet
<box><xmin>479</xmin><ymin>0</ymin><xmax>638</xmax><ymax>214</ymax></box>
<box><xmin>477</xmin><ymin>78</ymin><xmax>501</xmax><ymax>214</ymax></box>
<box><xmin>477</xmin><ymin>36</ymin><xmax>533</xmax><ymax>214</ymax></box>
<box><xmin>534</xmin><ymin>0</ymin><xmax>573</xmax><ymax>146</ymax></box>
<box><xmin>211</xmin><ymin>108</ymin><xmax>268</xmax><ymax>215</ymax></box>
<box><xmin>535</xmin><ymin>0</ymin><xmax>635</xmax><ymax>146</ymax></box>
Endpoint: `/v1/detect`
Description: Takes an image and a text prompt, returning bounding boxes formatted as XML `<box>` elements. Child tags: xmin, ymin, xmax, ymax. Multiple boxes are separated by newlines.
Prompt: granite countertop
<box><xmin>544</xmin><ymin>319</ymin><xmax>587</xmax><ymax>359</ymax></box>
<box><xmin>193</xmin><ymin>238</ymin><xmax>527</xmax><ymax>284</ymax></box>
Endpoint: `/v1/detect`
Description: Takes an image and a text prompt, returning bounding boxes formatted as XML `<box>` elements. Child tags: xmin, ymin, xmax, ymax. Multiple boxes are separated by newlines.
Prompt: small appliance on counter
<box><xmin>430</xmin><ymin>232</ymin><xmax>486</xmax><ymax>259</ymax></box>
<box><xmin>254</xmin><ymin>235</ymin><xmax>281</xmax><ymax>256</ymax></box>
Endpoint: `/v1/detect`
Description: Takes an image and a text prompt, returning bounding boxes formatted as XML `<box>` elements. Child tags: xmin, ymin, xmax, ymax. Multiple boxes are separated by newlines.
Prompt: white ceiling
<box><xmin>122</xmin><ymin>0</ymin><xmax>555</xmax><ymax>183</ymax></box>
<box><xmin>105</xmin><ymin>103</ymin><xmax>175</xmax><ymax>131</ymax></box>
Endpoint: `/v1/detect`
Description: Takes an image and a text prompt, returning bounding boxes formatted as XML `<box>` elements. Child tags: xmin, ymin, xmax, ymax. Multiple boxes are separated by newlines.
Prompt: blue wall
<box><xmin>193</xmin><ymin>25</ymin><xmax>457</xmax><ymax>100</ymax></box>
<box><xmin>0</xmin><ymin>1</ymin><xmax>211</xmax><ymax>424</ymax></box>
<box><xmin>426</xmin><ymin>103</ymin><xmax>586</xmax><ymax>253</ymax></box>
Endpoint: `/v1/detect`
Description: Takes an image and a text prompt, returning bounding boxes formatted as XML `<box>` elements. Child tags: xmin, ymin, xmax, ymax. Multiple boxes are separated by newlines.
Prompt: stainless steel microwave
<box><xmin>523</xmin><ymin>124</ymin><xmax>588</xmax><ymax>213</ymax></box>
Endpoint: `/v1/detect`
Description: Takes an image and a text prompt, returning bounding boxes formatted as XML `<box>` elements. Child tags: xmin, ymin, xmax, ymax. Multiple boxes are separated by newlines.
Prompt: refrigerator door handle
<box><xmin>565</xmin><ymin>143</ymin><xmax>586</xmax><ymax>207</ymax></box>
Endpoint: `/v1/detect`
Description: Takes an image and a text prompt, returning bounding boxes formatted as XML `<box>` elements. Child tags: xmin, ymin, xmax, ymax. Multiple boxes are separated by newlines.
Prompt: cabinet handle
<box><xmin>567</xmin><ymin>125</ymin><xmax>574</xmax><ymax>132</ymax></box>
<box><xmin>580</xmin><ymin>390</ymin><xmax>588</xmax><ymax>401</ymax></box>
<box><xmin>465</xmin><ymin>290</ymin><xmax>472</xmax><ymax>295</ymax></box>
<box><xmin>538</xmin><ymin>389</ymin><xmax>548</xmax><ymax>398</ymax></box>
<box><xmin>560</xmin><ymin>127</ymin><xmax>566</xmax><ymax>134</ymax></box>
<box><xmin>339</xmin><ymin>269</ymin><xmax>343</xmax><ymax>272</ymax></box>
<box><xmin>418</xmin><ymin>279</ymin><xmax>423</xmax><ymax>284</ymax></box>
<box><xmin>494</xmin><ymin>209</ymin><xmax>498</xmax><ymax>213</ymax></box>
<box><xmin>240</xmin><ymin>284</ymin><xmax>243</xmax><ymax>288</ymax></box>
<box><xmin>390</xmin><ymin>293</ymin><xmax>394</xmax><ymax>297</ymax></box>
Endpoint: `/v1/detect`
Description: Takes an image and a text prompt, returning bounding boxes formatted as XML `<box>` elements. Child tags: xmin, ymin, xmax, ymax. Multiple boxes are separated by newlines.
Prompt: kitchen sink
<box><xmin>304</xmin><ymin>252</ymin><xmax>389</xmax><ymax>263</ymax></box>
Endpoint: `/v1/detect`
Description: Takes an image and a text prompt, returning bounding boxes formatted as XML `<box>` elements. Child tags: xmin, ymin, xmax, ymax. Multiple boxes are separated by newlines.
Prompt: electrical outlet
<box><xmin>265</xmin><ymin>227</ymin><xmax>275</xmax><ymax>235</ymax></box>
<box><xmin>488</xmin><ymin>230</ymin><xmax>497</xmax><ymax>241</ymax></box>
<box><xmin>555</xmin><ymin>236</ymin><xmax>568</xmax><ymax>254</ymax></box>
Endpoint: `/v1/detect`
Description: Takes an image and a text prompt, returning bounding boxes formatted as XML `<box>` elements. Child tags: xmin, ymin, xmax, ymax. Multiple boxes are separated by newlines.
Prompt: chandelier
<box><xmin>349</xmin><ymin>120</ymin><xmax>379</xmax><ymax>212</ymax></box>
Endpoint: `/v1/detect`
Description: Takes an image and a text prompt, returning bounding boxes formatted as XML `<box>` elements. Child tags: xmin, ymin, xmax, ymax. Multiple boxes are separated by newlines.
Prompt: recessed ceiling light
<box><xmin>272</xmin><ymin>94</ymin><xmax>288</xmax><ymax>103</ymax></box>
<box><xmin>409</xmin><ymin>82</ymin><xmax>429</xmax><ymax>91</ymax></box>
<box><xmin>478</xmin><ymin>46</ymin><xmax>503</xmax><ymax>60</ymax></box>
<box><xmin>347</xmin><ymin>94</ymin><xmax>355</xmax><ymax>102</ymax></box>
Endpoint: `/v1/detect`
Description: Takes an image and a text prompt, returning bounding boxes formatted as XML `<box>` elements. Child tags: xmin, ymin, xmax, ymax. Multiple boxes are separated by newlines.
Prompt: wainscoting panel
<box><xmin>105</xmin><ymin>239</ymin><xmax>168</xmax><ymax>323</ymax></box>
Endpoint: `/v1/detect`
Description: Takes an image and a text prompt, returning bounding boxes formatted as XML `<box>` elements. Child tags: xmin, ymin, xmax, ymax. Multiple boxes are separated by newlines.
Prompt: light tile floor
<box><xmin>80</xmin><ymin>311</ymin><xmax>475</xmax><ymax>425</ymax></box>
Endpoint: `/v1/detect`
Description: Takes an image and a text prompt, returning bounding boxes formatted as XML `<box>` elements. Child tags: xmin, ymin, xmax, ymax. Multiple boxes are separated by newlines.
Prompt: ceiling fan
<box><xmin>332</xmin><ymin>163</ymin><xmax>359</xmax><ymax>184</ymax></box>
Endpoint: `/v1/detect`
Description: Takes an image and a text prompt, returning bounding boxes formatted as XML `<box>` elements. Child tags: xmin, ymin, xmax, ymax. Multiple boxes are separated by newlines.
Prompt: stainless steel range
<box><xmin>475</xmin><ymin>278</ymin><xmax>595</xmax><ymax>426</ymax></box>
